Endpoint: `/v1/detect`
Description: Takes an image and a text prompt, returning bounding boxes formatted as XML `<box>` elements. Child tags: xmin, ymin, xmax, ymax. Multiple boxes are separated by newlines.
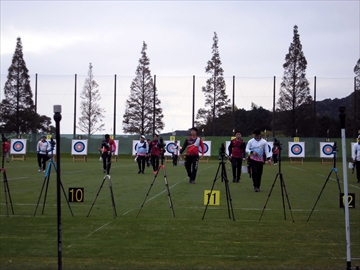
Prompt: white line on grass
<box><xmin>7</xmin><ymin>177</ymin><xmax>29</xmax><ymax>181</ymax></box>
<box><xmin>122</xmin><ymin>164</ymin><xmax>214</xmax><ymax>216</ymax></box>
<box><xmin>84</xmin><ymin>221</ymin><xmax>111</xmax><ymax>238</ymax></box>
<box><xmin>287</xmin><ymin>166</ymin><xmax>306</xmax><ymax>171</ymax></box>
<box><xmin>317</xmin><ymin>174</ymin><xmax>360</xmax><ymax>190</ymax></box>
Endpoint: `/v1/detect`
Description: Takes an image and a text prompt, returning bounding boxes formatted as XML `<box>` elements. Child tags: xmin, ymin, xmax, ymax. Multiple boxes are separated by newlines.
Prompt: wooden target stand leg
<box><xmin>321</xmin><ymin>158</ymin><xmax>333</xmax><ymax>165</ymax></box>
<box><xmin>11</xmin><ymin>155</ymin><xmax>26</xmax><ymax>161</ymax></box>
<box><xmin>72</xmin><ymin>155</ymin><xmax>87</xmax><ymax>162</ymax></box>
<box><xmin>290</xmin><ymin>158</ymin><xmax>303</xmax><ymax>164</ymax></box>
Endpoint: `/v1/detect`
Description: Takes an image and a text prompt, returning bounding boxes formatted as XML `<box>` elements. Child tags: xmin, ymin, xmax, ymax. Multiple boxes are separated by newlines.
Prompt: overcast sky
<box><xmin>1</xmin><ymin>0</ymin><xmax>359</xmax><ymax>134</ymax></box>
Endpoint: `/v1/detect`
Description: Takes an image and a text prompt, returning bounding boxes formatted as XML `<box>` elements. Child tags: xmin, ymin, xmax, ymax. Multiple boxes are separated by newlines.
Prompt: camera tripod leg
<box><xmin>34</xmin><ymin>175</ymin><xmax>49</xmax><ymax>216</ymax></box>
<box><xmin>136</xmin><ymin>168</ymin><xmax>160</xmax><ymax>218</ymax></box>
<box><xmin>107</xmin><ymin>176</ymin><xmax>117</xmax><ymax>218</ymax></box>
<box><xmin>259</xmin><ymin>173</ymin><xmax>280</xmax><ymax>221</ymax></box>
<box><xmin>162</xmin><ymin>166</ymin><xmax>175</xmax><ymax>218</ymax></box>
<box><xmin>41</xmin><ymin>175</ymin><xmax>51</xmax><ymax>215</ymax></box>
<box><xmin>279</xmin><ymin>174</ymin><xmax>287</xmax><ymax>220</ymax></box>
<box><xmin>59</xmin><ymin>180</ymin><xmax>74</xmax><ymax>216</ymax></box>
<box><xmin>4</xmin><ymin>174</ymin><xmax>14</xmax><ymax>216</ymax></box>
<box><xmin>280</xmin><ymin>174</ymin><xmax>294</xmax><ymax>222</ymax></box>
<box><xmin>3</xmin><ymin>171</ymin><xmax>14</xmax><ymax>216</ymax></box>
<box><xmin>222</xmin><ymin>162</ymin><xmax>235</xmax><ymax>221</ymax></box>
<box><xmin>307</xmin><ymin>169</ymin><xmax>333</xmax><ymax>222</ymax></box>
<box><xmin>202</xmin><ymin>161</ymin><xmax>222</xmax><ymax>220</ymax></box>
<box><xmin>87</xmin><ymin>176</ymin><xmax>107</xmax><ymax>217</ymax></box>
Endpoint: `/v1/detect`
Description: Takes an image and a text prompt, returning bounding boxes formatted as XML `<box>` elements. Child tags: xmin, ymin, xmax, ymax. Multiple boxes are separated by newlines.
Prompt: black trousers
<box><xmin>102</xmin><ymin>152</ymin><xmax>112</xmax><ymax>174</ymax></box>
<box><xmin>249</xmin><ymin>160</ymin><xmax>264</xmax><ymax>188</ymax></box>
<box><xmin>356</xmin><ymin>161</ymin><xmax>360</xmax><ymax>181</ymax></box>
<box><xmin>137</xmin><ymin>155</ymin><xmax>146</xmax><ymax>172</ymax></box>
<box><xmin>173</xmin><ymin>154</ymin><xmax>178</xmax><ymax>166</ymax></box>
<box><xmin>231</xmin><ymin>157</ymin><xmax>243</xmax><ymax>181</ymax></box>
<box><xmin>272</xmin><ymin>154</ymin><xmax>278</xmax><ymax>164</ymax></box>
<box><xmin>37</xmin><ymin>153</ymin><xmax>50</xmax><ymax>170</ymax></box>
<box><xmin>151</xmin><ymin>155</ymin><xmax>160</xmax><ymax>171</ymax></box>
<box><xmin>185</xmin><ymin>155</ymin><xmax>199</xmax><ymax>181</ymax></box>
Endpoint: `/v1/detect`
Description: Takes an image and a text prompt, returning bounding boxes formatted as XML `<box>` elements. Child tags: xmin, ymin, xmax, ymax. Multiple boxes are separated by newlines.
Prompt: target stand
<box><xmin>321</xmin><ymin>158</ymin><xmax>333</xmax><ymax>165</ymax></box>
<box><xmin>290</xmin><ymin>158</ymin><xmax>303</xmax><ymax>164</ymax></box>
<box><xmin>72</xmin><ymin>155</ymin><xmax>87</xmax><ymax>162</ymax></box>
<box><xmin>199</xmin><ymin>157</ymin><xmax>210</xmax><ymax>163</ymax></box>
<box><xmin>11</xmin><ymin>154</ymin><xmax>26</xmax><ymax>161</ymax></box>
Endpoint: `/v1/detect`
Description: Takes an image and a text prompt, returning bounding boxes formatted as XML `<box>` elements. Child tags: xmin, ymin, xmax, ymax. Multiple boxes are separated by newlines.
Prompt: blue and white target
<box><xmin>291</xmin><ymin>144</ymin><xmax>303</xmax><ymax>155</ymax></box>
<box><xmin>322</xmin><ymin>144</ymin><xmax>333</xmax><ymax>156</ymax></box>
<box><xmin>12</xmin><ymin>141</ymin><xmax>24</xmax><ymax>152</ymax></box>
<box><xmin>199</xmin><ymin>143</ymin><xmax>209</xmax><ymax>154</ymax></box>
<box><xmin>166</xmin><ymin>143</ymin><xmax>175</xmax><ymax>154</ymax></box>
<box><xmin>73</xmin><ymin>142</ymin><xmax>85</xmax><ymax>153</ymax></box>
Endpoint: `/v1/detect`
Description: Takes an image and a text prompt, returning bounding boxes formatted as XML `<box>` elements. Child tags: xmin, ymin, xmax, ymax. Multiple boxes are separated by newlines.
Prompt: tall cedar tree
<box><xmin>0</xmin><ymin>37</ymin><xmax>51</xmax><ymax>134</ymax></box>
<box><xmin>78</xmin><ymin>63</ymin><xmax>105</xmax><ymax>135</ymax></box>
<box><xmin>123</xmin><ymin>41</ymin><xmax>164</xmax><ymax>135</ymax></box>
<box><xmin>349</xmin><ymin>58</ymin><xmax>360</xmax><ymax>136</ymax></box>
<box><xmin>196</xmin><ymin>32</ymin><xmax>231</xmax><ymax>136</ymax></box>
<box><xmin>277</xmin><ymin>25</ymin><xmax>313</xmax><ymax>136</ymax></box>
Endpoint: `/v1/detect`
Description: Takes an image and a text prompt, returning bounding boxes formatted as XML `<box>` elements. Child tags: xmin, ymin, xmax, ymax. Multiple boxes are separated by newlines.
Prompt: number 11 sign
<box><xmin>204</xmin><ymin>190</ymin><xmax>220</xmax><ymax>206</ymax></box>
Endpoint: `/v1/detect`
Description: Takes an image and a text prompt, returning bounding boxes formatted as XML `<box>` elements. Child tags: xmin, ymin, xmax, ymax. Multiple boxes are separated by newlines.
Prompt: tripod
<box><xmin>307</xmin><ymin>144</ymin><xmax>342</xmax><ymax>221</ymax></box>
<box><xmin>34</xmin><ymin>146</ymin><xmax>74</xmax><ymax>216</ymax></box>
<box><xmin>202</xmin><ymin>145</ymin><xmax>235</xmax><ymax>221</ymax></box>
<box><xmin>259</xmin><ymin>142</ymin><xmax>294</xmax><ymax>222</ymax></box>
<box><xmin>1</xmin><ymin>139</ymin><xmax>14</xmax><ymax>217</ymax></box>
<box><xmin>137</xmin><ymin>155</ymin><xmax>175</xmax><ymax>218</ymax></box>
<box><xmin>87</xmin><ymin>174</ymin><xmax>117</xmax><ymax>218</ymax></box>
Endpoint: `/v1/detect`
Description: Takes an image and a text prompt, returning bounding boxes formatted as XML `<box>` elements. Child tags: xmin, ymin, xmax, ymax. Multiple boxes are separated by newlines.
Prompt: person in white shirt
<box><xmin>136</xmin><ymin>135</ymin><xmax>149</xmax><ymax>174</ymax></box>
<box><xmin>246</xmin><ymin>128</ymin><xmax>272</xmax><ymax>192</ymax></box>
<box><xmin>352</xmin><ymin>135</ymin><xmax>360</xmax><ymax>183</ymax></box>
<box><xmin>37</xmin><ymin>135</ymin><xmax>50</xmax><ymax>172</ymax></box>
<box><xmin>172</xmin><ymin>141</ymin><xmax>180</xmax><ymax>166</ymax></box>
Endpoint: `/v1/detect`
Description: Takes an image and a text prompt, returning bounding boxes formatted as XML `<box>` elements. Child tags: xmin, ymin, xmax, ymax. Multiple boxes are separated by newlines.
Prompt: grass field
<box><xmin>0</xmin><ymin>155</ymin><xmax>359</xmax><ymax>270</ymax></box>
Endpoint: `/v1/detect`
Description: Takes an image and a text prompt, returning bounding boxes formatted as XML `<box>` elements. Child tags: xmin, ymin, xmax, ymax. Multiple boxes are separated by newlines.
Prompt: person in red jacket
<box><xmin>180</xmin><ymin>127</ymin><xmax>205</xmax><ymax>184</ymax></box>
<box><xmin>100</xmin><ymin>134</ymin><xmax>116</xmax><ymax>176</ymax></box>
<box><xmin>2</xmin><ymin>138</ymin><xmax>10</xmax><ymax>163</ymax></box>
<box><xmin>149</xmin><ymin>134</ymin><xmax>161</xmax><ymax>174</ymax></box>
<box><xmin>228</xmin><ymin>131</ymin><xmax>246</xmax><ymax>183</ymax></box>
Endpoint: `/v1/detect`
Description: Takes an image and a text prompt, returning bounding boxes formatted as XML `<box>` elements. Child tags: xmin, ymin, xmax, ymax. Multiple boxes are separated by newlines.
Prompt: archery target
<box><xmin>320</xmin><ymin>142</ymin><xmax>334</xmax><ymax>158</ymax></box>
<box><xmin>71</xmin><ymin>140</ymin><xmax>88</xmax><ymax>155</ymax></box>
<box><xmin>225</xmin><ymin>141</ymin><xmax>230</xmax><ymax>156</ymax></box>
<box><xmin>113</xmin><ymin>140</ymin><xmax>119</xmax><ymax>156</ymax></box>
<box><xmin>351</xmin><ymin>143</ymin><xmax>356</xmax><ymax>160</ymax></box>
<box><xmin>199</xmin><ymin>141</ymin><xmax>211</xmax><ymax>157</ymax></box>
<box><xmin>164</xmin><ymin>140</ymin><xmax>180</xmax><ymax>156</ymax></box>
<box><xmin>10</xmin><ymin>139</ymin><xmax>27</xmax><ymax>154</ymax></box>
<box><xmin>288</xmin><ymin>142</ymin><xmax>305</xmax><ymax>158</ymax></box>
<box><xmin>132</xmin><ymin>140</ymin><xmax>139</xmax><ymax>156</ymax></box>
<box><xmin>267</xmin><ymin>142</ymin><xmax>274</xmax><ymax>154</ymax></box>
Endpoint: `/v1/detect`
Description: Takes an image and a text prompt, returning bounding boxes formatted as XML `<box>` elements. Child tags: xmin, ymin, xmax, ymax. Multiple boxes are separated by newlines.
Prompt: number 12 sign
<box><xmin>204</xmin><ymin>190</ymin><xmax>220</xmax><ymax>206</ymax></box>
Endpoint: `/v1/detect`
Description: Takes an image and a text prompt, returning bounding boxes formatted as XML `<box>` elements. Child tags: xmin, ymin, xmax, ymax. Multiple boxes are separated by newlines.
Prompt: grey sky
<box><xmin>1</xmin><ymin>1</ymin><xmax>359</xmax><ymax>134</ymax></box>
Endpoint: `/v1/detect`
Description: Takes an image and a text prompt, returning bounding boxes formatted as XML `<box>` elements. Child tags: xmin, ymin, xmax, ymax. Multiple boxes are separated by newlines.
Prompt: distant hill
<box><xmin>159</xmin><ymin>93</ymin><xmax>354</xmax><ymax>136</ymax></box>
<box><xmin>316</xmin><ymin>93</ymin><xmax>352</xmax><ymax>118</ymax></box>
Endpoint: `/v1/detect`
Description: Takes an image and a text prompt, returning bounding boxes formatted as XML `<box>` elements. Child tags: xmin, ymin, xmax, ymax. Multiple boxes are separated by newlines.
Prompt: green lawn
<box><xmin>0</xmin><ymin>156</ymin><xmax>359</xmax><ymax>270</ymax></box>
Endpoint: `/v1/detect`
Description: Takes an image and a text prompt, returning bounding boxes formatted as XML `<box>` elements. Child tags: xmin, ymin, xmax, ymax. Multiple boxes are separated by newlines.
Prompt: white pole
<box><xmin>339</xmin><ymin>106</ymin><xmax>351</xmax><ymax>270</ymax></box>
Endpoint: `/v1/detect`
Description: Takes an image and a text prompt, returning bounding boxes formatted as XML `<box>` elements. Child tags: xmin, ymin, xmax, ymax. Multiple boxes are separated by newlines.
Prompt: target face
<box><xmin>291</xmin><ymin>144</ymin><xmax>303</xmax><ymax>155</ymax></box>
<box><xmin>73</xmin><ymin>142</ymin><xmax>85</xmax><ymax>153</ymax></box>
<box><xmin>199</xmin><ymin>143</ymin><xmax>209</xmax><ymax>154</ymax></box>
<box><xmin>12</xmin><ymin>141</ymin><xmax>24</xmax><ymax>152</ymax></box>
<box><xmin>322</xmin><ymin>144</ymin><xmax>333</xmax><ymax>156</ymax></box>
<box><xmin>166</xmin><ymin>143</ymin><xmax>175</xmax><ymax>154</ymax></box>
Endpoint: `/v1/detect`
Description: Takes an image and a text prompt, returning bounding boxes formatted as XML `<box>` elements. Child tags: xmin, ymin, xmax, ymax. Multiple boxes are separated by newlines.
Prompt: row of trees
<box><xmin>1</xmin><ymin>28</ymin><xmax>359</xmax><ymax>137</ymax></box>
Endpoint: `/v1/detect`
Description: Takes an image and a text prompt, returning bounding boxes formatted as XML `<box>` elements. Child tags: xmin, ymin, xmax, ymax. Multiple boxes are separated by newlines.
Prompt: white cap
<box><xmin>141</xmin><ymin>135</ymin><xmax>145</xmax><ymax>139</ymax></box>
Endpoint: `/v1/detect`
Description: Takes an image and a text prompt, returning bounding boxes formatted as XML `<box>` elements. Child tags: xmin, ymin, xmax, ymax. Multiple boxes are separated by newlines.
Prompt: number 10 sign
<box><xmin>204</xmin><ymin>190</ymin><xmax>220</xmax><ymax>206</ymax></box>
